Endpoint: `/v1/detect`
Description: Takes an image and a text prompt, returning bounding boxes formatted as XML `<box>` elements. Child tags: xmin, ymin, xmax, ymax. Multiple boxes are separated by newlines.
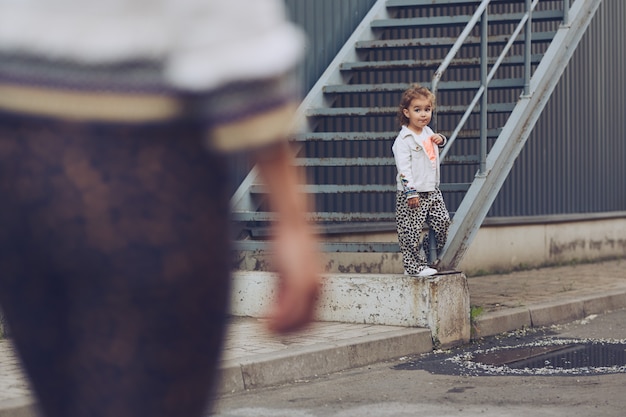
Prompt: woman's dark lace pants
<box><xmin>0</xmin><ymin>113</ymin><xmax>232</xmax><ymax>417</ymax></box>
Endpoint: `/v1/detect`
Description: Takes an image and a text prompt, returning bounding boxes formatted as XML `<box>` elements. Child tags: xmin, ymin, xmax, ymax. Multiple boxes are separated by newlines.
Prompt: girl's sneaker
<box><xmin>417</xmin><ymin>267</ymin><xmax>438</xmax><ymax>277</ymax></box>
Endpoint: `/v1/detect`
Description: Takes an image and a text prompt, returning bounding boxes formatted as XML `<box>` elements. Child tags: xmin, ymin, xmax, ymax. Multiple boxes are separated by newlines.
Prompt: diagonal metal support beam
<box><xmin>440</xmin><ymin>0</ymin><xmax>603</xmax><ymax>271</ymax></box>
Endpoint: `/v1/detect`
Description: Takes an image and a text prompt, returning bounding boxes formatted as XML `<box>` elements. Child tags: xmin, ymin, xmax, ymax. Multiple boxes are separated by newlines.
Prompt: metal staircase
<box><xmin>231</xmin><ymin>0</ymin><xmax>601</xmax><ymax>271</ymax></box>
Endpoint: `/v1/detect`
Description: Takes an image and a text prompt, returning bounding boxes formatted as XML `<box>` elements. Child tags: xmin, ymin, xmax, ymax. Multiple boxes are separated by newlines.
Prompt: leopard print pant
<box><xmin>396</xmin><ymin>189</ymin><xmax>451</xmax><ymax>275</ymax></box>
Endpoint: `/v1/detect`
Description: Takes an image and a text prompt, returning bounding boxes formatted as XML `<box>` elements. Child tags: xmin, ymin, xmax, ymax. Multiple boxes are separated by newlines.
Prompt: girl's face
<box><xmin>403</xmin><ymin>96</ymin><xmax>433</xmax><ymax>134</ymax></box>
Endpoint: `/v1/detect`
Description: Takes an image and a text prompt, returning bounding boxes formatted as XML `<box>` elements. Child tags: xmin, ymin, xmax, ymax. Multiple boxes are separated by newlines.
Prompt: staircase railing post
<box><xmin>431</xmin><ymin>0</ymin><xmax>492</xmax><ymax>132</ymax></box>
<box><xmin>563</xmin><ymin>0</ymin><xmax>570</xmax><ymax>26</ymax></box>
<box><xmin>479</xmin><ymin>8</ymin><xmax>488</xmax><ymax>175</ymax></box>
<box><xmin>428</xmin><ymin>228</ymin><xmax>437</xmax><ymax>265</ymax></box>
<box><xmin>524</xmin><ymin>0</ymin><xmax>533</xmax><ymax>96</ymax></box>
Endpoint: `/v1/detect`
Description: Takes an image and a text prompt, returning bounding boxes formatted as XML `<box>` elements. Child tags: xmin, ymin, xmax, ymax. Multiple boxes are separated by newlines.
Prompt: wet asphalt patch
<box><xmin>393</xmin><ymin>330</ymin><xmax>626</xmax><ymax>377</ymax></box>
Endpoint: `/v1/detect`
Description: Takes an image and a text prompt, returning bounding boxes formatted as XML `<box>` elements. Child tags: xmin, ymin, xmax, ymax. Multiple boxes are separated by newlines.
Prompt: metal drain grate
<box><xmin>472</xmin><ymin>341</ymin><xmax>626</xmax><ymax>370</ymax></box>
<box><xmin>394</xmin><ymin>338</ymin><xmax>626</xmax><ymax>376</ymax></box>
<box><xmin>457</xmin><ymin>339</ymin><xmax>626</xmax><ymax>376</ymax></box>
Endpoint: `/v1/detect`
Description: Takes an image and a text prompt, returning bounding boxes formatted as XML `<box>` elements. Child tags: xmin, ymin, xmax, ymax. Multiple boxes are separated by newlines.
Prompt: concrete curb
<box><xmin>474</xmin><ymin>289</ymin><xmax>626</xmax><ymax>339</ymax></box>
<box><xmin>217</xmin><ymin>327</ymin><xmax>433</xmax><ymax>394</ymax></box>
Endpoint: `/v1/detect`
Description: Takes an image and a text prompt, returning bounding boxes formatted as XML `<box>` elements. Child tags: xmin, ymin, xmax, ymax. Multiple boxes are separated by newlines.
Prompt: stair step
<box><xmin>249</xmin><ymin>183</ymin><xmax>471</xmax><ymax>194</ymax></box>
<box><xmin>294</xmin><ymin>155</ymin><xmax>482</xmax><ymax>167</ymax></box>
<box><xmin>294</xmin><ymin>131</ymin><xmax>398</xmax><ymax>141</ymax></box>
<box><xmin>234</xmin><ymin>240</ymin><xmax>401</xmax><ymax>253</ymax></box>
<box><xmin>323</xmin><ymin>79</ymin><xmax>525</xmax><ymax>94</ymax></box>
<box><xmin>340</xmin><ymin>54</ymin><xmax>543</xmax><ymax>72</ymax></box>
<box><xmin>232</xmin><ymin>211</ymin><xmax>397</xmax><ymax>222</ymax></box>
<box><xmin>387</xmin><ymin>0</ymin><xmax>486</xmax><ymax>7</ymax></box>
<box><xmin>294</xmin><ymin>128</ymin><xmax>502</xmax><ymax>142</ymax></box>
<box><xmin>307</xmin><ymin>102</ymin><xmax>516</xmax><ymax>117</ymax></box>
<box><xmin>370</xmin><ymin>10</ymin><xmax>563</xmax><ymax>29</ymax></box>
<box><xmin>387</xmin><ymin>0</ymin><xmax>545</xmax><ymax>7</ymax></box>
<box><xmin>354</xmin><ymin>31</ymin><xmax>556</xmax><ymax>51</ymax></box>
<box><xmin>250</xmin><ymin>184</ymin><xmax>395</xmax><ymax>194</ymax></box>
<box><xmin>294</xmin><ymin>157</ymin><xmax>394</xmax><ymax>167</ymax></box>
<box><xmin>442</xmin><ymin>155</ymin><xmax>482</xmax><ymax>165</ymax></box>
<box><xmin>248</xmin><ymin>221</ymin><xmax>399</xmax><ymax>238</ymax></box>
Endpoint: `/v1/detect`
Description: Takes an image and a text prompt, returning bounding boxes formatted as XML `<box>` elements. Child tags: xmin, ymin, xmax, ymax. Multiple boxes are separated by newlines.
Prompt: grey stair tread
<box><xmin>294</xmin><ymin>131</ymin><xmax>398</xmax><ymax>141</ymax></box>
<box><xmin>386</xmin><ymin>0</ymin><xmax>529</xmax><ymax>6</ymax></box>
<box><xmin>231</xmin><ymin>211</ymin><xmax>397</xmax><ymax>222</ymax></box>
<box><xmin>248</xmin><ymin>183</ymin><xmax>471</xmax><ymax>194</ymax></box>
<box><xmin>442</xmin><ymin>155</ymin><xmax>482</xmax><ymax>165</ymax></box>
<box><xmin>323</xmin><ymin>79</ymin><xmax>524</xmax><ymax>94</ymax></box>
<box><xmin>233</xmin><ymin>240</ymin><xmax>401</xmax><ymax>253</ymax></box>
<box><xmin>293</xmin><ymin>157</ymin><xmax>394</xmax><ymax>167</ymax></box>
<box><xmin>293</xmin><ymin>156</ymin><xmax>482</xmax><ymax>167</ymax></box>
<box><xmin>355</xmin><ymin>32</ymin><xmax>556</xmax><ymax>50</ymax></box>
<box><xmin>293</xmin><ymin>128</ymin><xmax>502</xmax><ymax>141</ymax></box>
<box><xmin>339</xmin><ymin>54</ymin><xmax>543</xmax><ymax>71</ymax></box>
<box><xmin>306</xmin><ymin>102</ymin><xmax>515</xmax><ymax>117</ymax></box>
<box><xmin>370</xmin><ymin>10</ymin><xmax>563</xmax><ymax>29</ymax></box>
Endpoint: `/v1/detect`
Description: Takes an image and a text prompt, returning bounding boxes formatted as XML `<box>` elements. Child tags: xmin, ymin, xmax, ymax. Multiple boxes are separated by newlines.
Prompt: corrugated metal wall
<box><xmin>489</xmin><ymin>0</ymin><xmax>626</xmax><ymax>216</ymax></box>
<box><xmin>284</xmin><ymin>0</ymin><xmax>379</xmax><ymax>92</ymax></box>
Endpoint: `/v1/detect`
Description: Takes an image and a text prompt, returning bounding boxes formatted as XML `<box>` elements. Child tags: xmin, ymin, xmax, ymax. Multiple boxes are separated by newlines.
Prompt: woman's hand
<box><xmin>253</xmin><ymin>142</ymin><xmax>322</xmax><ymax>334</ymax></box>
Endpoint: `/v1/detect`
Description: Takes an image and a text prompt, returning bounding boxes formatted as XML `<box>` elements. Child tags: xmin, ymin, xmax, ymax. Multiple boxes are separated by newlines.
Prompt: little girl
<box><xmin>392</xmin><ymin>84</ymin><xmax>451</xmax><ymax>277</ymax></box>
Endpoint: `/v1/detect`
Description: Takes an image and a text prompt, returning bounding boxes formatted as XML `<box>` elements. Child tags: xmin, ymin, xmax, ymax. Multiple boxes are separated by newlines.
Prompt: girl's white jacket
<box><xmin>392</xmin><ymin>125</ymin><xmax>446</xmax><ymax>197</ymax></box>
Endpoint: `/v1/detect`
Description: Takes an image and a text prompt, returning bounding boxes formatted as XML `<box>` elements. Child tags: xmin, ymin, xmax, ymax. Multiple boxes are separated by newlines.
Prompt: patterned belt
<box><xmin>0</xmin><ymin>83</ymin><xmax>183</xmax><ymax>123</ymax></box>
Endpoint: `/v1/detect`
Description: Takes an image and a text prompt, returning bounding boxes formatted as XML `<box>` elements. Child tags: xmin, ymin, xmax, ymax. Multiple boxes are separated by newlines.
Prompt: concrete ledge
<box><xmin>231</xmin><ymin>272</ymin><xmax>426</xmax><ymax>326</ymax></box>
<box><xmin>231</xmin><ymin>271</ymin><xmax>471</xmax><ymax>347</ymax></box>
<box><xmin>316</xmin><ymin>274</ymin><xmax>424</xmax><ymax>326</ymax></box>
<box><xmin>420</xmin><ymin>273</ymin><xmax>471</xmax><ymax>347</ymax></box>
<box><xmin>216</xmin><ymin>327</ymin><xmax>432</xmax><ymax>393</ymax></box>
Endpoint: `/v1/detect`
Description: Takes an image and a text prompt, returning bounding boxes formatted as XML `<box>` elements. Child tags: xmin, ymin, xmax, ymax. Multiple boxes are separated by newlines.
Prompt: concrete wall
<box><xmin>237</xmin><ymin>215</ymin><xmax>625</xmax><ymax>276</ymax></box>
<box><xmin>460</xmin><ymin>215</ymin><xmax>626</xmax><ymax>275</ymax></box>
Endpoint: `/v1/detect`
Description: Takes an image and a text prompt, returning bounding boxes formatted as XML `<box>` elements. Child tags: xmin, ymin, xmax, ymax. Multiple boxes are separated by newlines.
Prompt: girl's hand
<box><xmin>430</xmin><ymin>134</ymin><xmax>444</xmax><ymax>145</ymax></box>
<box><xmin>407</xmin><ymin>196</ymin><xmax>420</xmax><ymax>209</ymax></box>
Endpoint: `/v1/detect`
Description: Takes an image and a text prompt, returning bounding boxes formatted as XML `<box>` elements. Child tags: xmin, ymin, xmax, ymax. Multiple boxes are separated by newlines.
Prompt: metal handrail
<box><xmin>431</xmin><ymin>0</ymin><xmax>491</xmax><ymax>108</ymax></box>
<box><xmin>428</xmin><ymin>0</ymin><xmax>541</xmax><ymax>263</ymax></box>
<box><xmin>433</xmin><ymin>0</ymin><xmax>544</xmax><ymax>171</ymax></box>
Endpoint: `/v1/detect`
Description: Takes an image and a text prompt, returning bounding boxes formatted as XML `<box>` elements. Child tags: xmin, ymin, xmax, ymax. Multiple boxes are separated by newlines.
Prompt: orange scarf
<box><xmin>422</xmin><ymin>137</ymin><xmax>437</xmax><ymax>168</ymax></box>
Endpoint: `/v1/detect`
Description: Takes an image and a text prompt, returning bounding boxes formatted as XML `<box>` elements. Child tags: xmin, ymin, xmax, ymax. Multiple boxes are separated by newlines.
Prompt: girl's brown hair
<box><xmin>397</xmin><ymin>84</ymin><xmax>436</xmax><ymax>127</ymax></box>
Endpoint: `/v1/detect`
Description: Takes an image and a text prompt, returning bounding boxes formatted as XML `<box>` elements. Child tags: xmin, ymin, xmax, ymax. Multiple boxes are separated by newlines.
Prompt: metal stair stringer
<box><xmin>439</xmin><ymin>0</ymin><xmax>603</xmax><ymax>271</ymax></box>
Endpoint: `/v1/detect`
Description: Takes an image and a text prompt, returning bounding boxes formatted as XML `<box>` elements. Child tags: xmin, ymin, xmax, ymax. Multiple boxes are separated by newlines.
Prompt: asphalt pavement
<box><xmin>214</xmin><ymin>308</ymin><xmax>626</xmax><ymax>417</ymax></box>
<box><xmin>1</xmin><ymin>258</ymin><xmax>625</xmax><ymax>416</ymax></box>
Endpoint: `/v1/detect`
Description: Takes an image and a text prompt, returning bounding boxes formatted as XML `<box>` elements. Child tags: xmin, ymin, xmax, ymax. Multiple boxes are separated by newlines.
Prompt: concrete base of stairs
<box><xmin>231</xmin><ymin>271</ymin><xmax>471</xmax><ymax>348</ymax></box>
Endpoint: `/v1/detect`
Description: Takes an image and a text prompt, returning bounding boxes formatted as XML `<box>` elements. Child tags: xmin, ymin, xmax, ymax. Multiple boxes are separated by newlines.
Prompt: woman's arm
<box><xmin>252</xmin><ymin>141</ymin><xmax>322</xmax><ymax>333</ymax></box>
